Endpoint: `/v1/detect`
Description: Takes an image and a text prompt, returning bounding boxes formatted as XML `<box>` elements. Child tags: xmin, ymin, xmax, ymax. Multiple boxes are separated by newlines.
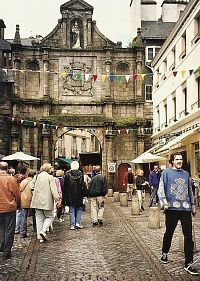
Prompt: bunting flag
<box><xmin>1</xmin><ymin>66</ymin><xmax>199</xmax><ymax>83</ymax></box>
<box><xmin>7</xmin><ymin>116</ymin><xmax>153</xmax><ymax>135</ymax></box>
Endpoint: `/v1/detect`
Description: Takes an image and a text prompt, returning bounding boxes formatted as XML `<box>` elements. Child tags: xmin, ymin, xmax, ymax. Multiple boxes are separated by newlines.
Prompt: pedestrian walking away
<box><xmin>15</xmin><ymin>169</ymin><xmax>35</xmax><ymax>238</ymax></box>
<box><xmin>149</xmin><ymin>165</ymin><xmax>161</xmax><ymax>207</ymax></box>
<box><xmin>30</xmin><ymin>163</ymin><xmax>59</xmax><ymax>243</ymax></box>
<box><xmin>123</xmin><ymin>167</ymin><xmax>135</xmax><ymax>200</ymax></box>
<box><xmin>64</xmin><ymin>161</ymin><xmax>87</xmax><ymax>230</ymax></box>
<box><xmin>158</xmin><ymin>152</ymin><xmax>198</xmax><ymax>276</ymax></box>
<box><xmin>0</xmin><ymin>161</ymin><xmax>21</xmax><ymax>259</ymax></box>
<box><xmin>88</xmin><ymin>165</ymin><xmax>108</xmax><ymax>227</ymax></box>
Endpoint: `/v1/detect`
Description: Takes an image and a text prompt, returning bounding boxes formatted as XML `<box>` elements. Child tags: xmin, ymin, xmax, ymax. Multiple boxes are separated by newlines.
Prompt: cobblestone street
<box><xmin>1</xmin><ymin>197</ymin><xmax>200</xmax><ymax>281</ymax></box>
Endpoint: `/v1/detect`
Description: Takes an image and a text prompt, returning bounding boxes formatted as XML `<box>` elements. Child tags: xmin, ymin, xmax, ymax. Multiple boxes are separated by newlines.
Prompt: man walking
<box><xmin>149</xmin><ymin>165</ymin><xmax>161</xmax><ymax>207</ymax></box>
<box><xmin>123</xmin><ymin>167</ymin><xmax>135</xmax><ymax>200</ymax></box>
<box><xmin>0</xmin><ymin>161</ymin><xmax>21</xmax><ymax>259</ymax></box>
<box><xmin>64</xmin><ymin>161</ymin><xmax>86</xmax><ymax>230</ymax></box>
<box><xmin>88</xmin><ymin>166</ymin><xmax>107</xmax><ymax>226</ymax></box>
<box><xmin>158</xmin><ymin>153</ymin><xmax>198</xmax><ymax>275</ymax></box>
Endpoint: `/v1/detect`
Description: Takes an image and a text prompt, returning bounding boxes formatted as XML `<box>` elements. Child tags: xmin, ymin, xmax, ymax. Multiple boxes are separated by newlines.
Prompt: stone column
<box><xmin>113</xmin><ymin>192</ymin><xmax>120</xmax><ymax>202</ymax></box>
<box><xmin>87</xmin><ymin>19</ymin><xmax>92</xmax><ymax>48</ymax></box>
<box><xmin>120</xmin><ymin>193</ymin><xmax>128</xmax><ymax>207</ymax></box>
<box><xmin>42</xmin><ymin>129</ymin><xmax>50</xmax><ymax>164</ymax></box>
<box><xmin>43</xmin><ymin>50</ymin><xmax>49</xmax><ymax>98</ymax></box>
<box><xmin>132</xmin><ymin>197</ymin><xmax>140</xmax><ymax>215</ymax></box>
<box><xmin>104</xmin><ymin>132</ymin><xmax>115</xmax><ymax>189</ymax></box>
<box><xmin>14</xmin><ymin>58</ymin><xmax>21</xmax><ymax>97</ymax></box>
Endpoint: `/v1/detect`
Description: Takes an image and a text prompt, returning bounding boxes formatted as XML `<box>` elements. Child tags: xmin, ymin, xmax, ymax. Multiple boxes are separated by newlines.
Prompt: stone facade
<box><xmin>7</xmin><ymin>0</ymin><xmax>153</xmax><ymax>189</ymax></box>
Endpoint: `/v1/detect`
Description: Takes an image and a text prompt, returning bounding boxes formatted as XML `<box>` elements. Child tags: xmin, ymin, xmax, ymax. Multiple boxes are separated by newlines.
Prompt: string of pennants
<box><xmin>1</xmin><ymin>67</ymin><xmax>200</xmax><ymax>83</ymax></box>
<box><xmin>7</xmin><ymin>116</ymin><xmax>153</xmax><ymax>135</ymax></box>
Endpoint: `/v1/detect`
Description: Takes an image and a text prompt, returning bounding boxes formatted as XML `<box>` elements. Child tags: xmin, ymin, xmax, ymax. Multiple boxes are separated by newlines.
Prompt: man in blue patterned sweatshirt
<box><xmin>158</xmin><ymin>152</ymin><xmax>198</xmax><ymax>276</ymax></box>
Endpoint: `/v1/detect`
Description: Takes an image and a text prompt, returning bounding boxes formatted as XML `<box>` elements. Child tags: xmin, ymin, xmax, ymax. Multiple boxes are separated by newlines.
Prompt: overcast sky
<box><xmin>1</xmin><ymin>0</ymin><xmax>131</xmax><ymax>47</ymax></box>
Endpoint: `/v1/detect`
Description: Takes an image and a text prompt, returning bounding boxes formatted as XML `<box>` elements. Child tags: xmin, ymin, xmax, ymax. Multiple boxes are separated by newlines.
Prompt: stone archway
<box><xmin>53</xmin><ymin>127</ymin><xmax>102</xmax><ymax>175</ymax></box>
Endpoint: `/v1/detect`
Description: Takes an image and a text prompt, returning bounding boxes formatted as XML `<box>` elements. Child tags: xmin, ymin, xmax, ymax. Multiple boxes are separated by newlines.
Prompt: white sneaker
<box><xmin>39</xmin><ymin>239</ymin><xmax>44</xmax><ymax>243</ymax></box>
<box><xmin>70</xmin><ymin>225</ymin><xmax>75</xmax><ymax>230</ymax></box>
<box><xmin>40</xmin><ymin>231</ymin><xmax>48</xmax><ymax>241</ymax></box>
<box><xmin>75</xmin><ymin>223</ymin><xmax>83</xmax><ymax>229</ymax></box>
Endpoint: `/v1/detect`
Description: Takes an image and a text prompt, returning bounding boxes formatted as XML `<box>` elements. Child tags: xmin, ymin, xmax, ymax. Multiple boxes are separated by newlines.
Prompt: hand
<box><xmin>192</xmin><ymin>205</ymin><xmax>196</xmax><ymax>217</ymax></box>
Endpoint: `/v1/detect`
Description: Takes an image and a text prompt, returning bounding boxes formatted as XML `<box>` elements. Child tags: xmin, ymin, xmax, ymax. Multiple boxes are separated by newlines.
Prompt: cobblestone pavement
<box><xmin>1</xmin><ymin>196</ymin><xmax>200</xmax><ymax>281</ymax></box>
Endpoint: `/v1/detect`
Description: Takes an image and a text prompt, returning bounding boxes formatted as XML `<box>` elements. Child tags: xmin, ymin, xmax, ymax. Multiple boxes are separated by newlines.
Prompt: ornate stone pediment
<box><xmin>60</xmin><ymin>0</ymin><xmax>93</xmax><ymax>13</ymax></box>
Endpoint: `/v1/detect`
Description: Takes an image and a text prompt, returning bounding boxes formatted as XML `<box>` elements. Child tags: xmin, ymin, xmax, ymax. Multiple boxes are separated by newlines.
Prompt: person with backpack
<box><xmin>88</xmin><ymin>166</ymin><xmax>108</xmax><ymax>227</ymax></box>
<box><xmin>64</xmin><ymin>161</ymin><xmax>87</xmax><ymax>230</ymax></box>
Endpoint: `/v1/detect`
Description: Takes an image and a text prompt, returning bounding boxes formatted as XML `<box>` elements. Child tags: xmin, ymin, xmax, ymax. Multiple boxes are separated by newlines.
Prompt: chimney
<box><xmin>0</xmin><ymin>19</ymin><xmax>6</xmax><ymax>39</ymax></box>
<box><xmin>13</xmin><ymin>24</ymin><xmax>21</xmax><ymax>45</ymax></box>
<box><xmin>161</xmin><ymin>0</ymin><xmax>189</xmax><ymax>23</ymax></box>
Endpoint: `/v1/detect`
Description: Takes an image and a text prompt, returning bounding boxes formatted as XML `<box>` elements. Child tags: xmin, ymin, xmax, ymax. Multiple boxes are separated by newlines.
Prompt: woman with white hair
<box><xmin>30</xmin><ymin>163</ymin><xmax>59</xmax><ymax>242</ymax></box>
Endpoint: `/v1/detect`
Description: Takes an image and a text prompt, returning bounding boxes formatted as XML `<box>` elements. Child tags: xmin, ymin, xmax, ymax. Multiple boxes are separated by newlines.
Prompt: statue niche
<box><xmin>70</xmin><ymin>19</ymin><xmax>83</xmax><ymax>49</ymax></box>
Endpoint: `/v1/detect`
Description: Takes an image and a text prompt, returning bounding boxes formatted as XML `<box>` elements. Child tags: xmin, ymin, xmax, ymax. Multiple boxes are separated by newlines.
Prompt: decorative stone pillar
<box><xmin>43</xmin><ymin>50</ymin><xmax>49</xmax><ymax>98</ymax></box>
<box><xmin>104</xmin><ymin>131</ymin><xmax>115</xmax><ymax>189</ymax></box>
<box><xmin>87</xmin><ymin>19</ymin><xmax>92</xmax><ymax>48</ymax></box>
<box><xmin>14</xmin><ymin>58</ymin><xmax>21</xmax><ymax>97</ymax></box>
<box><xmin>61</xmin><ymin>14</ymin><xmax>67</xmax><ymax>46</ymax></box>
<box><xmin>107</xmin><ymin>188</ymin><xmax>113</xmax><ymax>197</ymax></box>
<box><xmin>42</xmin><ymin>129</ymin><xmax>50</xmax><ymax>164</ymax></box>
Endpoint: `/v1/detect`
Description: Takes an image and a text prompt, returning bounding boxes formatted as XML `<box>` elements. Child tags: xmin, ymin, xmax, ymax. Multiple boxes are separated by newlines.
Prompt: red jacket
<box><xmin>0</xmin><ymin>171</ymin><xmax>21</xmax><ymax>213</ymax></box>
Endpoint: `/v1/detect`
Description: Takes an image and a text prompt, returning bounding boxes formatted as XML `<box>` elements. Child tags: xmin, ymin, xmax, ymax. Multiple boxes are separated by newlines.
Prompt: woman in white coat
<box><xmin>31</xmin><ymin>163</ymin><xmax>59</xmax><ymax>243</ymax></box>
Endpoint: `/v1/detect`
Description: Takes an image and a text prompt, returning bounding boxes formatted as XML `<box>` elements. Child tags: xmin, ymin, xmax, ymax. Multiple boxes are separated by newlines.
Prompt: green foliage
<box><xmin>113</xmin><ymin>116</ymin><xmax>138</xmax><ymax>127</ymax></box>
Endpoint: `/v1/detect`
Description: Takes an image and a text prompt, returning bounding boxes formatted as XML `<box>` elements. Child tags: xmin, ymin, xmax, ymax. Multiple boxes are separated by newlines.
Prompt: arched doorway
<box><xmin>118</xmin><ymin>163</ymin><xmax>131</xmax><ymax>192</ymax></box>
<box><xmin>54</xmin><ymin>127</ymin><xmax>102</xmax><ymax>175</ymax></box>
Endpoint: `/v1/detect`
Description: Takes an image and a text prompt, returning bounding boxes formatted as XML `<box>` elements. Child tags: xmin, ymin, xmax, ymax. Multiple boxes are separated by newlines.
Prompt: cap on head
<box><xmin>95</xmin><ymin>165</ymin><xmax>101</xmax><ymax>173</ymax></box>
<box><xmin>71</xmin><ymin>161</ymin><xmax>79</xmax><ymax>170</ymax></box>
<box><xmin>0</xmin><ymin>161</ymin><xmax>8</xmax><ymax>171</ymax></box>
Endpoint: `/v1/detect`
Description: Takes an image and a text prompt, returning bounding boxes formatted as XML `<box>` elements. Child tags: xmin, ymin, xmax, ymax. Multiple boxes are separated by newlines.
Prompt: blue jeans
<box><xmin>15</xmin><ymin>208</ymin><xmax>29</xmax><ymax>235</ymax></box>
<box><xmin>69</xmin><ymin>206</ymin><xmax>82</xmax><ymax>226</ymax></box>
<box><xmin>0</xmin><ymin>211</ymin><xmax>16</xmax><ymax>257</ymax></box>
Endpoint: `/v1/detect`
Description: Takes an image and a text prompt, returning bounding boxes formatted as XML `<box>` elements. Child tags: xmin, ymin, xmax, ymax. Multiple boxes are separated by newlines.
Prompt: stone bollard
<box><xmin>113</xmin><ymin>191</ymin><xmax>120</xmax><ymax>202</ymax></box>
<box><xmin>148</xmin><ymin>207</ymin><xmax>160</xmax><ymax>229</ymax></box>
<box><xmin>107</xmin><ymin>188</ymin><xmax>113</xmax><ymax>197</ymax></box>
<box><xmin>120</xmin><ymin>193</ymin><xmax>128</xmax><ymax>207</ymax></box>
<box><xmin>132</xmin><ymin>197</ymin><xmax>140</xmax><ymax>215</ymax></box>
<box><xmin>179</xmin><ymin>222</ymin><xmax>197</xmax><ymax>253</ymax></box>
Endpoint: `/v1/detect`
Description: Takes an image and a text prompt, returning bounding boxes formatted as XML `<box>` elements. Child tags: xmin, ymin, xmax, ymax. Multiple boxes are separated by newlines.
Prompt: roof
<box><xmin>141</xmin><ymin>21</ymin><xmax>176</xmax><ymax>39</ymax></box>
<box><xmin>0</xmin><ymin>38</ymin><xmax>11</xmax><ymax>51</ymax></box>
<box><xmin>7</xmin><ymin>38</ymin><xmax>33</xmax><ymax>47</ymax></box>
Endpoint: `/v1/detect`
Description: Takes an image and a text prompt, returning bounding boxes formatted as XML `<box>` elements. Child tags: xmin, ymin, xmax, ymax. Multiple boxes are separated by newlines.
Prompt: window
<box><xmin>173</xmin><ymin>96</ymin><xmax>177</xmax><ymax>121</ymax></box>
<box><xmin>156</xmin><ymin>107</ymin><xmax>160</xmax><ymax>131</ymax></box>
<box><xmin>81</xmin><ymin>138</ymin><xmax>86</xmax><ymax>152</ymax></box>
<box><xmin>180</xmin><ymin>33</ymin><xmax>186</xmax><ymax>60</ymax></box>
<box><xmin>183</xmin><ymin>87</ymin><xmax>188</xmax><ymax>114</ymax></box>
<box><xmin>198</xmin><ymin>77</ymin><xmax>200</xmax><ymax>108</ymax></box>
<box><xmin>194</xmin><ymin>142</ymin><xmax>200</xmax><ymax>175</ymax></box>
<box><xmin>164</xmin><ymin>102</ymin><xmax>167</xmax><ymax>127</ymax></box>
<box><xmin>71</xmin><ymin>137</ymin><xmax>78</xmax><ymax>158</ymax></box>
<box><xmin>146</xmin><ymin>46</ymin><xmax>161</xmax><ymax>63</ymax></box>
<box><xmin>145</xmin><ymin>85</ymin><xmax>152</xmax><ymax>101</ymax></box>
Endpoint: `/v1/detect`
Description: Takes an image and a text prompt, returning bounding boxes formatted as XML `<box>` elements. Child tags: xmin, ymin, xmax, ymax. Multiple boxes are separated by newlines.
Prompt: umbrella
<box><xmin>130</xmin><ymin>152</ymin><xmax>165</xmax><ymax>164</ymax></box>
<box><xmin>2</xmin><ymin>151</ymin><xmax>40</xmax><ymax>161</ymax></box>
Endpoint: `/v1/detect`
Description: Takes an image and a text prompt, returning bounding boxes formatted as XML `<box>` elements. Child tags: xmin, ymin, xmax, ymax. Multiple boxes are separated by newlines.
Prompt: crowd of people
<box><xmin>0</xmin><ymin>152</ymin><xmax>199</xmax><ymax>276</ymax></box>
<box><xmin>0</xmin><ymin>161</ymin><xmax>107</xmax><ymax>259</ymax></box>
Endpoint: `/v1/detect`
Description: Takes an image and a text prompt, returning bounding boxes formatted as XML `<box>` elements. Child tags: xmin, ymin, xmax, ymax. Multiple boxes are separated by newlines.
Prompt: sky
<box><xmin>1</xmin><ymin>0</ymin><xmax>131</xmax><ymax>47</ymax></box>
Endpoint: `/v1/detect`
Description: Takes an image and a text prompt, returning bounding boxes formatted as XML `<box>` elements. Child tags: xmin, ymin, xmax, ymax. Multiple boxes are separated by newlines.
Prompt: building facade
<box><xmin>2</xmin><ymin>0</ymin><xmax>154</xmax><ymax>190</ymax></box>
<box><xmin>152</xmin><ymin>0</ymin><xmax>200</xmax><ymax>179</ymax></box>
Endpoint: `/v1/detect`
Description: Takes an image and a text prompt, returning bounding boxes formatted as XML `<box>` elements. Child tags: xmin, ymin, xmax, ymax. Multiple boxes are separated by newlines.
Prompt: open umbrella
<box><xmin>130</xmin><ymin>152</ymin><xmax>165</xmax><ymax>164</ymax></box>
<box><xmin>2</xmin><ymin>151</ymin><xmax>40</xmax><ymax>161</ymax></box>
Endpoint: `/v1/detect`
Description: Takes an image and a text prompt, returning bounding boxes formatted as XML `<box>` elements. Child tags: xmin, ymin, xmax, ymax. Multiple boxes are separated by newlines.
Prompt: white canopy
<box><xmin>2</xmin><ymin>151</ymin><xmax>40</xmax><ymax>161</ymax></box>
<box><xmin>130</xmin><ymin>152</ymin><xmax>165</xmax><ymax>164</ymax></box>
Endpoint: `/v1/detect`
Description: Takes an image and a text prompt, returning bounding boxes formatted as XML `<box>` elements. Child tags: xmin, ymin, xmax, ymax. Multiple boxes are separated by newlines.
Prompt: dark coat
<box><xmin>88</xmin><ymin>173</ymin><xmax>107</xmax><ymax>197</ymax></box>
<box><xmin>136</xmin><ymin>175</ymin><xmax>147</xmax><ymax>190</ymax></box>
<box><xmin>64</xmin><ymin>170</ymin><xmax>87</xmax><ymax>208</ymax></box>
<box><xmin>148</xmin><ymin>170</ymin><xmax>161</xmax><ymax>188</ymax></box>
